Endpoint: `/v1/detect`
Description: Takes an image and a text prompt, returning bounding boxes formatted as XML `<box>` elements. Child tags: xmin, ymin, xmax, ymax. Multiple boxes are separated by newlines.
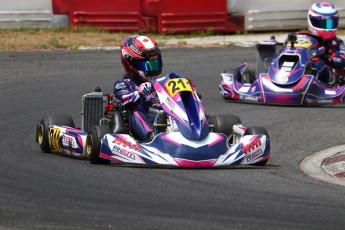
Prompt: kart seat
<box><xmin>110</xmin><ymin>110</ymin><xmax>129</xmax><ymax>134</ymax></box>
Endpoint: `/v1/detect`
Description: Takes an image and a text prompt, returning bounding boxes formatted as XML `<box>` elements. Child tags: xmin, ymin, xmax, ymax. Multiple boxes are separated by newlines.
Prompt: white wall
<box><xmin>0</xmin><ymin>0</ymin><xmax>68</xmax><ymax>28</ymax></box>
<box><xmin>1</xmin><ymin>0</ymin><xmax>345</xmax><ymax>30</ymax></box>
<box><xmin>228</xmin><ymin>0</ymin><xmax>345</xmax><ymax>31</ymax></box>
<box><xmin>1</xmin><ymin>0</ymin><xmax>51</xmax><ymax>9</ymax></box>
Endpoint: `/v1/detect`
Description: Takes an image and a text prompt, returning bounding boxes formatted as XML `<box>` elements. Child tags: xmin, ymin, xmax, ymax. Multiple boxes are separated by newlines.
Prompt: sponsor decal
<box><xmin>325</xmin><ymin>90</ymin><xmax>336</xmax><ymax>95</ymax></box>
<box><xmin>165</xmin><ymin>97</ymin><xmax>175</xmax><ymax>110</ymax></box>
<box><xmin>112</xmin><ymin>137</ymin><xmax>141</xmax><ymax>151</ymax></box>
<box><xmin>62</xmin><ymin>135</ymin><xmax>76</xmax><ymax>148</ymax></box>
<box><xmin>221</xmin><ymin>73</ymin><xmax>233</xmax><ymax>83</ymax></box>
<box><xmin>246</xmin><ymin>149</ymin><xmax>264</xmax><ymax>162</ymax></box>
<box><xmin>111</xmin><ymin>145</ymin><xmax>136</xmax><ymax>160</ymax></box>
<box><xmin>317</xmin><ymin>99</ymin><xmax>333</xmax><ymax>103</ymax></box>
<box><xmin>279</xmin><ymin>75</ymin><xmax>289</xmax><ymax>83</ymax></box>
<box><xmin>243</xmin><ymin>95</ymin><xmax>259</xmax><ymax>101</ymax></box>
<box><xmin>251</xmin><ymin>86</ymin><xmax>256</xmax><ymax>94</ymax></box>
<box><xmin>242</xmin><ymin>138</ymin><xmax>262</xmax><ymax>154</ymax></box>
<box><xmin>49</xmin><ymin>128</ymin><xmax>62</xmax><ymax>152</ymax></box>
<box><xmin>287</xmin><ymin>37</ymin><xmax>312</xmax><ymax>48</ymax></box>
<box><xmin>130</xmin><ymin>45</ymin><xmax>143</xmax><ymax>56</ymax></box>
<box><xmin>115</xmin><ymin>82</ymin><xmax>126</xmax><ymax>89</ymax></box>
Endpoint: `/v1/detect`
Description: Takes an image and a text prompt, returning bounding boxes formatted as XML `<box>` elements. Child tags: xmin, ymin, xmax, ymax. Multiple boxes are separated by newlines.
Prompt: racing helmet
<box><xmin>120</xmin><ymin>35</ymin><xmax>163</xmax><ymax>83</ymax></box>
<box><xmin>308</xmin><ymin>1</ymin><xmax>339</xmax><ymax>40</ymax></box>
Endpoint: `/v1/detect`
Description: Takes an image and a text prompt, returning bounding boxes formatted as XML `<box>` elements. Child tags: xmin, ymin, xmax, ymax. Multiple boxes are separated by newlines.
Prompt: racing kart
<box><xmin>36</xmin><ymin>72</ymin><xmax>270</xmax><ymax>168</ymax></box>
<box><xmin>219</xmin><ymin>33</ymin><xmax>345</xmax><ymax>105</ymax></box>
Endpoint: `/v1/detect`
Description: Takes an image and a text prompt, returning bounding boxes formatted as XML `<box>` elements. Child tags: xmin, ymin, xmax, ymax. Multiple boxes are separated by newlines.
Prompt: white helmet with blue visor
<box><xmin>308</xmin><ymin>2</ymin><xmax>339</xmax><ymax>40</ymax></box>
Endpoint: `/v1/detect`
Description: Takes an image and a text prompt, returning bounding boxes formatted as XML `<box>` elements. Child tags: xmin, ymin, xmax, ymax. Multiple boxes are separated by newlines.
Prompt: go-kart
<box><xmin>36</xmin><ymin>72</ymin><xmax>270</xmax><ymax>168</ymax></box>
<box><xmin>219</xmin><ymin>33</ymin><xmax>345</xmax><ymax>105</ymax></box>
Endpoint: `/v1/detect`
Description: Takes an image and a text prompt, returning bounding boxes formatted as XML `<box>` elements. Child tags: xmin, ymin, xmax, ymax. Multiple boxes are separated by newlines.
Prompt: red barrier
<box><xmin>51</xmin><ymin>0</ymin><xmax>244</xmax><ymax>33</ymax></box>
<box><xmin>52</xmin><ymin>0</ymin><xmax>147</xmax><ymax>31</ymax></box>
<box><xmin>141</xmin><ymin>0</ymin><xmax>238</xmax><ymax>33</ymax></box>
<box><xmin>52</xmin><ymin>0</ymin><xmax>69</xmax><ymax>14</ymax></box>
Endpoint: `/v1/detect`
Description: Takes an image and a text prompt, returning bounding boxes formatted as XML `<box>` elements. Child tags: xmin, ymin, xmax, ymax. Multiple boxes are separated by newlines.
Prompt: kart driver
<box><xmin>306</xmin><ymin>1</ymin><xmax>345</xmax><ymax>85</ymax></box>
<box><xmin>113</xmin><ymin>35</ymin><xmax>163</xmax><ymax>141</ymax></box>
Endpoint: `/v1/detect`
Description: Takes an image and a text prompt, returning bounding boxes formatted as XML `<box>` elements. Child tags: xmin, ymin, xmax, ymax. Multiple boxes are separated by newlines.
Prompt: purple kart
<box><xmin>36</xmin><ymin>72</ymin><xmax>270</xmax><ymax>168</ymax></box>
<box><xmin>219</xmin><ymin>33</ymin><xmax>345</xmax><ymax>105</ymax></box>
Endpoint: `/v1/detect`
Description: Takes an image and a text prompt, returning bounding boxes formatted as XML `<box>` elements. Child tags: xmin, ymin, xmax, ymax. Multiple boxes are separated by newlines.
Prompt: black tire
<box><xmin>224</xmin><ymin>68</ymin><xmax>241</xmax><ymax>82</ymax></box>
<box><xmin>224</xmin><ymin>65</ymin><xmax>256</xmax><ymax>83</ymax></box>
<box><xmin>244</xmin><ymin>127</ymin><xmax>270</xmax><ymax>166</ymax></box>
<box><xmin>86</xmin><ymin>125</ymin><xmax>111</xmax><ymax>164</ymax></box>
<box><xmin>36</xmin><ymin>114</ymin><xmax>75</xmax><ymax>153</ymax></box>
<box><xmin>210</xmin><ymin>115</ymin><xmax>242</xmax><ymax>136</ymax></box>
<box><xmin>242</xmin><ymin>63</ymin><xmax>256</xmax><ymax>83</ymax></box>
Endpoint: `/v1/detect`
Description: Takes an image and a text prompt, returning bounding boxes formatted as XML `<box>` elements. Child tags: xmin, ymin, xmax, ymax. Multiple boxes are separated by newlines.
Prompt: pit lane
<box><xmin>1</xmin><ymin>47</ymin><xmax>345</xmax><ymax>229</ymax></box>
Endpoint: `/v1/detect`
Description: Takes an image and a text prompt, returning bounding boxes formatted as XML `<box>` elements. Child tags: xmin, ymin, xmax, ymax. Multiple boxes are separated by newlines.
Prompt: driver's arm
<box><xmin>114</xmin><ymin>79</ymin><xmax>140</xmax><ymax>108</ymax></box>
<box><xmin>327</xmin><ymin>38</ymin><xmax>345</xmax><ymax>69</ymax></box>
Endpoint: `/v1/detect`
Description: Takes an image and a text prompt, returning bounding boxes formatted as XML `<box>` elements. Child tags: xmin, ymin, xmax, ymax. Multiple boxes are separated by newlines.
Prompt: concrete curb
<box><xmin>300</xmin><ymin>145</ymin><xmax>345</xmax><ymax>187</ymax></box>
<box><xmin>322</xmin><ymin>151</ymin><xmax>345</xmax><ymax>178</ymax></box>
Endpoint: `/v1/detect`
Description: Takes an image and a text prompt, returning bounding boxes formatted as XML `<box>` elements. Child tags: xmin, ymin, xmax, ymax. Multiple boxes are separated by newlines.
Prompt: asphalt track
<box><xmin>1</xmin><ymin>47</ymin><xmax>345</xmax><ymax>230</ymax></box>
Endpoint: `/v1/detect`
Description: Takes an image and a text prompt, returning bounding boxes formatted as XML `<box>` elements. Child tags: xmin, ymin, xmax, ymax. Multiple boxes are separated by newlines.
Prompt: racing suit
<box><xmin>114</xmin><ymin>75</ymin><xmax>156</xmax><ymax>141</ymax></box>
<box><xmin>312</xmin><ymin>37</ymin><xmax>345</xmax><ymax>85</ymax></box>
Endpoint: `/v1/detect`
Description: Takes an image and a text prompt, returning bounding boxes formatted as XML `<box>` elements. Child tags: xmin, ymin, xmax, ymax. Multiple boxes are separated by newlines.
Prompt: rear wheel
<box><xmin>224</xmin><ymin>65</ymin><xmax>256</xmax><ymax>83</ymax></box>
<box><xmin>224</xmin><ymin>68</ymin><xmax>241</xmax><ymax>82</ymax></box>
<box><xmin>86</xmin><ymin>125</ymin><xmax>111</xmax><ymax>164</ymax></box>
<box><xmin>244</xmin><ymin>127</ymin><xmax>270</xmax><ymax>166</ymax></box>
<box><xmin>36</xmin><ymin>114</ymin><xmax>75</xmax><ymax>153</ymax></box>
<box><xmin>241</xmin><ymin>64</ymin><xmax>256</xmax><ymax>83</ymax></box>
<box><xmin>210</xmin><ymin>115</ymin><xmax>242</xmax><ymax>136</ymax></box>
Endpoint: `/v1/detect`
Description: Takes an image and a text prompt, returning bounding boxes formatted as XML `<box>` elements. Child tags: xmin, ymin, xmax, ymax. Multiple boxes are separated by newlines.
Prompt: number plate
<box><xmin>165</xmin><ymin>78</ymin><xmax>192</xmax><ymax>97</ymax></box>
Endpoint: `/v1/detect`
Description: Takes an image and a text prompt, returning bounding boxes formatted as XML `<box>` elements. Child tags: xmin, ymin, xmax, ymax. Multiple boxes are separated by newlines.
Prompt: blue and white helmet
<box><xmin>308</xmin><ymin>1</ymin><xmax>339</xmax><ymax>40</ymax></box>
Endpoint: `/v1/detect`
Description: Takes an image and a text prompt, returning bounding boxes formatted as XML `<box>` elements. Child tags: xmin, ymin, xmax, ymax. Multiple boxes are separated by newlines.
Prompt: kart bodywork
<box><xmin>37</xmin><ymin>73</ymin><xmax>270</xmax><ymax>168</ymax></box>
<box><xmin>219</xmin><ymin>33</ymin><xmax>345</xmax><ymax>105</ymax></box>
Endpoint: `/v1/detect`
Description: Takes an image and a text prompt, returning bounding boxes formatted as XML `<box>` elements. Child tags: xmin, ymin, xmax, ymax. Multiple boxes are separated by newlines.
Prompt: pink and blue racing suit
<box><xmin>312</xmin><ymin>37</ymin><xmax>345</xmax><ymax>85</ymax></box>
<box><xmin>114</xmin><ymin>76</ymin><xmax>156</xmax><ymax>141</ymax></box>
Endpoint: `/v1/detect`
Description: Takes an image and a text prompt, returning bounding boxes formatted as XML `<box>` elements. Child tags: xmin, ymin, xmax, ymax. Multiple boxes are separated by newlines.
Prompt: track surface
<box><xmin>1</xmin><ymin>48</ymin><xmax>345</xmax><ymax>230</ymax></box>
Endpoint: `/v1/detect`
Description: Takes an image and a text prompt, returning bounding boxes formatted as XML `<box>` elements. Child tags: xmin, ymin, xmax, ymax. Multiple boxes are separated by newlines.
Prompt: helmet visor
<box><xmin>309</xmin><ymin>15</ymin><xmax>338</xmax><ymax>29</ymax></box>
<box><xmin>131</xmin><ymin>57</ymin><xmax>162</xmax><ymax>73</ymax></box>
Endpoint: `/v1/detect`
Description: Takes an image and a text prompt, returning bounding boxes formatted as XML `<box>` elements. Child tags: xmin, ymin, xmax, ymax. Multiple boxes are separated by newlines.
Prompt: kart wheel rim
<box><xmin>86</xmin><ymin>135</ymin><xmax>93</xmax><ymax>157</ymax></box>
<box><xmin>38</xmin><ymin>124</ymin><xmax>44</xmax><ymax>145</ymax></box>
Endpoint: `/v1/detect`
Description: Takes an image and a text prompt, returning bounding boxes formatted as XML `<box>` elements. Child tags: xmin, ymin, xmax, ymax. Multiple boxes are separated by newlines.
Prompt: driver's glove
<box><xmin>312</xmin><ymin>46</ymin><xmax>325</xmax><ymax>57</ymax></box>
<box><xmin>317</xmin><ymin>46</ymin><xmax>326</xmax><ymax>56</ymax></box>
<box><xmin>138</xmin><ymin>82</ymin><xmax>153</xmax><ymax>97</ymax></box>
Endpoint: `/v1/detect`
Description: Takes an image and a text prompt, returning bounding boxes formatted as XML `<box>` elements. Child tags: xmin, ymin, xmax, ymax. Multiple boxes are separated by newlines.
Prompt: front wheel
<box><xmin>210</xmin><ymin>115</ymin><xmax>242</xmax><ymax>136</ymax></box>
<box><xmin>86</xmin><ymin>125</ymin><xmax>111</xmax><ymax>164</ymax></box>
<box><xmin>244</xmin><ymin>127</ymin><xmax>270</xmax><ymax>166</ymax></box>
<box><xmin>36</xmin><ymin>114</ymin><xmax>75</xmax><ymax>153</ymax></box>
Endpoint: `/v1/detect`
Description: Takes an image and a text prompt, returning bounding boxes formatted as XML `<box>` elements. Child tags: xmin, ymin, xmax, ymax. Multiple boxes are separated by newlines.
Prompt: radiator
<box><xmin>81</xmin><ymin>91</ymin><xmax>104</xmax><ymax>133</ymax></box>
